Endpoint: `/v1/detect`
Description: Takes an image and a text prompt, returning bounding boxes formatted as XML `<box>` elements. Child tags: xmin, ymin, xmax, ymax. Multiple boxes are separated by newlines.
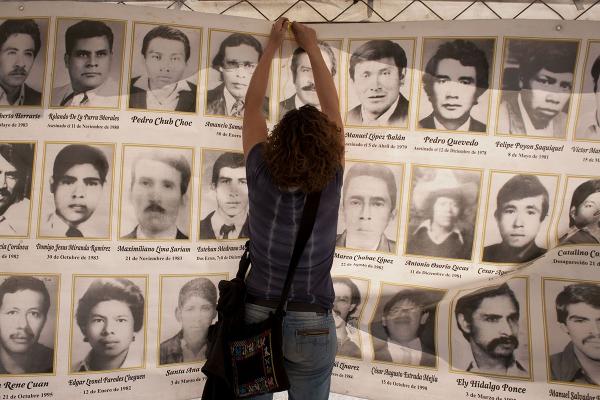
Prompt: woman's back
<box><xmin>245</xmin><ymin>143</ymin><xmax>342</xmax><ymax>309</ymax></box>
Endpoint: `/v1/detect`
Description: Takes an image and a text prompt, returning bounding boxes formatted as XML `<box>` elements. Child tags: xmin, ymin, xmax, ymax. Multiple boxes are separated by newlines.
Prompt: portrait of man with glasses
<box><xmin>206</xmin><ymin>31</ymin><xmax>269</xmax><ymax>118</ymax></box>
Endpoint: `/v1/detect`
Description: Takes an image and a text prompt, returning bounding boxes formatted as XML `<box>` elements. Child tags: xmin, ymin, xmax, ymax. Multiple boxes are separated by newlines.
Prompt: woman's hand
<box><xmin>291</xmin><ymin>21</ymin><xmax>318</xmax><ymax>51</ymax></box>
<box><xmin>267</xmin><ymin>17</ymin><xmax>289</xmax><ymax>49</ymax></box>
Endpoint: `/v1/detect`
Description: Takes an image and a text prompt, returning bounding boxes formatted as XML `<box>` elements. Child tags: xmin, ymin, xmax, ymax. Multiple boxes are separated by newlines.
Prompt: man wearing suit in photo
<box><xmin>51</xmin><ymin>20</ymin><xmax>119</xmax><ymax>108</ymax></box>
<box><xmin>129</xmin><ymin>25</ymin><xmax>197</xmax><ymax>112</ymax></box>
<box><xmin>199</xmin><ymin>152</ymin><xmax>249</xmax><ymax>240</ymax></box>
<box><xmin>279</xmin><ymin>41</ymin><xmax>336</xmax><ymax>117</ymax></box>
<box><xmin>206</xmin><ymin>32</ymin><xmax>268</xmax><ymax>118</ymax></box>
<box><xmin>419</xmin><ymin>39</ymin><xmax>489</xmax><ymax>133</ymax></box>
<box><xmin>346</xmin><ymin>39</ymin><xmax>409</xmax><ymax>127</ymax></box>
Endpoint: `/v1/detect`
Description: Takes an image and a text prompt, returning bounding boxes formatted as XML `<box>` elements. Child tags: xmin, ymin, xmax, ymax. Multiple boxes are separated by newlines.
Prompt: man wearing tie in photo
<box><xmin>52</xmin><ymin>20</ymin><xmax>119</xmax><ymax>108</ymax></box>
<box><xmin>200</xmin><ymin>152</ymin><xmax>249</xmax><ymax>240</ymax></box>
<box><xmin>206</xmin><ymin>32</ymin><xmax>268</xmax><ymax>118</ymax></box>
<box><xmin>41</xmin><ymin>144</ymin><xmax>109</xmax><ymax>238</ymax></box>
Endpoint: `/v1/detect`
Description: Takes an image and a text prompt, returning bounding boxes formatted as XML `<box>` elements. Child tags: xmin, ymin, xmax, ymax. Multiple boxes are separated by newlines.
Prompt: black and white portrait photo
<box><xmin>0</xmin><ymin>274</ymin><xmax>57</xmax><ymax>375</ymax></box>
<box><xmin>159</xmin><ymin>275</ymin><xmax>225</xmax><ymax>365</ymax></box>
<box><xmin>199</xmin><ymin>149</ymin><xmax>248</xmax><ymax>240</ymax></box>
<box><xmin>451</xmin><ymin>278</ymin><xmax>530</xmax><ymax>378</ymax></box>
<box><xmin>0</xmin><ymin>142</ymin><xmax>34</xmax><ymax>237</ymax></box>
<box><xmin>277</xmin><ymin>38</ymin><xmax>341</xmax><ymax>120</ymax></box>
<box><xmin>336</xmin><ymin>161</ymin><xmax>403</xmax><ymax>254</ymax></box>
<box><xmin>482</xmin><ymin>172</ymin><xmax>558</xmax><ymax>264</ymax></box>
<box><xmin>574</xmin><ymin>41</ymin><xmax>600</xmax><ymax>142</ymax></box>
<box><xmin>345</xmin><ymin>38</ymin><xmax>414</xmax><ymax>128</ymax></box>
<box><xmin>128</xmin><ymin>23</ymin><xmax>201</xmax><ymax>113</ymax></box>
<box><xmin>371</xmin><ymin>283</ymin><xmax>444</xmax><ymax>368</ymax></box>
<box><xmin>544</xmin><ymin>279</ymin><xmax>600</xmax><ymax>386</ymax></box>
<box><xmin>418</xmin><ymin>38</ymin><xmax>494</xmax><ymax>133</ymax></box>
<box><xmin>0</xmin><ymin>18</ymin><xmax>48</xmax><ymax>107</ymax></box>
<box><xmin>50</xmin><ymin>18</ymin><xmax>125</xmax><ymax>109</ymax></box>
<box><xmin>119</xmin><ymin>145</ymin><xmax>193</xmax><ymax>241</ymax></box>
<box><xmin>405</xmin><ymin>166</ymin><xmax>481</xmax><ymax>261</ymax></box>
<box><xmin>496</xmin><ymin>38</ymin><xmax>579</xmax><ymax>139</ymax></box>
<box><xmin>557</xmin><ymin>177</ymin><xmax>600</xmax><ymax>246</ymax></box>
<box><xmin>332</xmin><ymin>276</ymin><xmax>368</xmax><ymax>359</ymax></box>
<box><xmin>70</xmin><ymin>276</ymin><xmax>146</xmax><ymax>373</ymax></box>
<box><xmin>38</xmin><ymin>143</ymin><xmax>114</xmax><ymax>239</ymax></box>
<box><xmin>205</xmin><ymin>29</ymin><xmax>269</xmax><ymax>119</ymax></box>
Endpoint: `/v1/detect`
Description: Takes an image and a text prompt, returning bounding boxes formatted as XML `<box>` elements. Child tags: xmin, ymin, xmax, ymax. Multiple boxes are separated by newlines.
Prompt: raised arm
<box><xmin>291</xmin><ymin>22</ymin><xmax>344</xmax><ymax>140</ymax></box>
<box><xmin>242</xmin><ymin>18</ymin><xmax>288</xmax><ymax>158</ymax></box>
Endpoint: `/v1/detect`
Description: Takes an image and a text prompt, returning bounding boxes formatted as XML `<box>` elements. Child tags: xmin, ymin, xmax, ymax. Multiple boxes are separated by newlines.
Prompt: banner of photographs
<box><xmin>2</xmin><ymin>6</ymin><xmax>600</xmax><ymax>399</ymax></box>
<box><xmin>5</xmin><ymin>271</ymin><xmax>600</xmax><ymax>394</ymax></box>
<box><xmin>2</xmin><ymin>142</ymin><xmax>598</xmax><ymax>261</ymax></box>
<box><xmin>3</xmin><ymin>17</ymin><xmax>600</xmax><ymax>142</ymax></box>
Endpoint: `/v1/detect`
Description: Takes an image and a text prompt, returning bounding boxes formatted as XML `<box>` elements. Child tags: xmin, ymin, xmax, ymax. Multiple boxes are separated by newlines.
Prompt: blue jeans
<box><xmin>244</xmin><ymin>303</ymin><xmax>336</xmax><ymax>400</ymax></box>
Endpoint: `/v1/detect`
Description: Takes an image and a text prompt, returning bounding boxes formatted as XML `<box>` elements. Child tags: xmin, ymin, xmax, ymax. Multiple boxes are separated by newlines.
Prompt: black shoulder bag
<box><xmin>202</xmin><ymin>191</ymin><xmax>322</xmax><ymax>399</ymax></box>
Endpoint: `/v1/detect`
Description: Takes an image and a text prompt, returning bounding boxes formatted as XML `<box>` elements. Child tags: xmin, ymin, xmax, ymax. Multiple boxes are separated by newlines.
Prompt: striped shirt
<box><xmin>245</xmin><ymin>143</ymin><xmax>342</xmax><ymax>309</ymax></box>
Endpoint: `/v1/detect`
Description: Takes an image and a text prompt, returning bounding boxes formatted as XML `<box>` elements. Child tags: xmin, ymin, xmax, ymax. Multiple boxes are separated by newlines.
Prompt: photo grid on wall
<box><xmin>1</xmin><ymin>3</ymin><xmax>600</xmax><ymax>400</ymax></box>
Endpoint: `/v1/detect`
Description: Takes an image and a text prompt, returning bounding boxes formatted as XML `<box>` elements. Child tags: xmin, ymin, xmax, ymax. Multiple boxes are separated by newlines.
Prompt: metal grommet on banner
<box><xmin>555</xmin><ymin>24</ymin><xmax>563</xmax><ymax>31</ymax></box>
<box><xmin>18</xmin><ymin>4</ymin><xmax>25</xmax><ymax>11</ymax></box>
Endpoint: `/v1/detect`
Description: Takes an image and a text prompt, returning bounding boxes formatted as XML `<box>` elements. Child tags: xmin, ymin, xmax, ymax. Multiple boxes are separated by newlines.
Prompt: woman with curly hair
<box><xmin>241</xmin><ymin>19</ymin><xmax>344</xmax><ymax>400</ymax></box>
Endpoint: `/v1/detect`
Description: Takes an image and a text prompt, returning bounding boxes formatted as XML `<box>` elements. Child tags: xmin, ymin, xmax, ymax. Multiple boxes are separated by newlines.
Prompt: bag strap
<box><xmin>275</xmin><ymin>191</ymin><xmax>322</xmax><ymax>315</ymax></box>
<box><xmin>237</xmin><ymin>241</ymin><xmax>251</xmax><ymax>280</ymax></box>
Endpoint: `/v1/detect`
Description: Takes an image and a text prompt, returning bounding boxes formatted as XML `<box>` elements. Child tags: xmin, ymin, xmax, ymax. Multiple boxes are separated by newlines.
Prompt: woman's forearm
<box><xmin>244</xmin><ymin>42</ymin><xmax>277</xmax><ymax>112</ymax></box>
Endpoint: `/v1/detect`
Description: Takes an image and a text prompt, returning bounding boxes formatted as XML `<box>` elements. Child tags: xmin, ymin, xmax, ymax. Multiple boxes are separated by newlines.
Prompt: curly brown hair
<box><xmin>264</xmin><ymin>105</ymin><xmax>343</xmax><ymax>193</ymax></box>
